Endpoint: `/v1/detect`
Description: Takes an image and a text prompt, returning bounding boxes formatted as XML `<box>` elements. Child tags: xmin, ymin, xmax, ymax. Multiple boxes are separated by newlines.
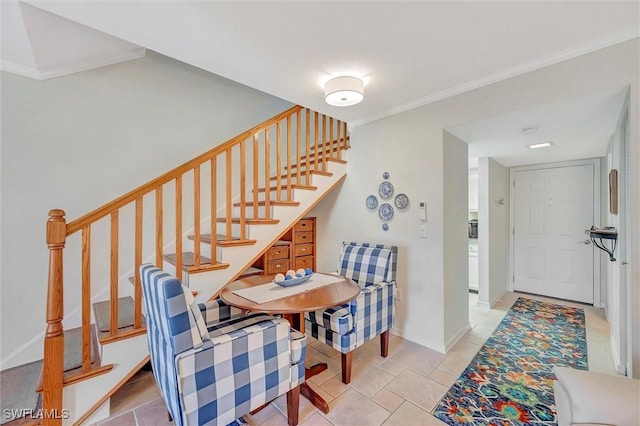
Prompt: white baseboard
<box><xmin>444</xmin><ymin>323</ymin><xmax>472</xmax><ymax>352</ymax></box>
<box><xmin>609</xmin><ymin>335</ymin><xmax>627</xmax><ymax>375</ymax></box>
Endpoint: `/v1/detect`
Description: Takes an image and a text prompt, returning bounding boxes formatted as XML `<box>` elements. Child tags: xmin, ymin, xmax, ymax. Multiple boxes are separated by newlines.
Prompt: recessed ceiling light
<box><xmin>527</xmin><ymin>142</ymin><xmax>553</xmax><ymax>149</ymax></box>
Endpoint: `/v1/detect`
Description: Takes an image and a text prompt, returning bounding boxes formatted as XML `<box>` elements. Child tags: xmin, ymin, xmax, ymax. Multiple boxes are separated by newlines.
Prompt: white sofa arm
<box><xmin>553</xmin><ymin>366</ymin><xmax>640</xmax><ymax>426</ymax></box>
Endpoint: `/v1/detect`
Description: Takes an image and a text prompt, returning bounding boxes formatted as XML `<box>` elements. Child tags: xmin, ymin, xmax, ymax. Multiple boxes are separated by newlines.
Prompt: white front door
<box><xmin>513</xmin><ymin>164</ymin><xmax>595</xmax><ymax>303</ymax></box>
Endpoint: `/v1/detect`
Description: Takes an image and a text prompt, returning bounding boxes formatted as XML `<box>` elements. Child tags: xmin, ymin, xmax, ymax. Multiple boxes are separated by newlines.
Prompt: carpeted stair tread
<box><xmin>164</xmin><ymin>252</ymin><xmax>212</xmax><ymax>266</ymax></box>
<box><xmin>0</xmin><ymin>360</ymin><xmax>42</xmax><ymax>424</ymax></box>
<box><xmin>63</xmin><ymin>326</ymin><xmax>97</xmax><ymax>371</ymax></box>
<box><xmin>93</xmin><ymin>296</ymin><xmax>135</xmax><ymax>333</ymax></box>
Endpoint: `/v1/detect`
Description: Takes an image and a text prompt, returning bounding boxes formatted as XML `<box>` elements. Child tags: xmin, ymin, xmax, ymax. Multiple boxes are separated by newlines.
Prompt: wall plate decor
<box><xmin>378</xmin><ymin>203</ymin><xmax>394</xmax><ymax>221</ymax></box>
<box><xmin>365</xmin><ymin>195</ymin><xmax>378</xmax><ymax>210</ymax></box>
<box><xmin>382</xmin><ymin>223</ymin><xmax>389</xmax><ymax>231</ymax></box>
<box><xmin>378</xmin><ymin>181</ymin><xmax>394</xmax><ymax>199</ymax></box>
<box><xmin>383</xmin><ymin>171</ymin><xmax>390</xmax><ymax>180</ymax></box>
<box><xmin>394</xmin><ymin>193</ymin><xmax>409</xmax><ymax>210</ymax></box>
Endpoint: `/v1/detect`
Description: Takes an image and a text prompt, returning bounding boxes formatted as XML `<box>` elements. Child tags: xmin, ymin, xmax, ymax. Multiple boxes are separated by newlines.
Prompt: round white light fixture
<box><xmin>324</xmin><ymin>76</ymin><xmax>364</xmax><ymax>107</ymax></box>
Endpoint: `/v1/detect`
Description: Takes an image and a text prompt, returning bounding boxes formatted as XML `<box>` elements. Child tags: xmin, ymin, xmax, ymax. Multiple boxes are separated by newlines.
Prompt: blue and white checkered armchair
<box><xmin>140</xmin><ymin>264</ymin><xmax>306</xmax><ymax>426</ymax></box>
<box><xmin>304</xmin><ymin>242</ymin><xmax>397</xmax><ymax>384</ymax></box>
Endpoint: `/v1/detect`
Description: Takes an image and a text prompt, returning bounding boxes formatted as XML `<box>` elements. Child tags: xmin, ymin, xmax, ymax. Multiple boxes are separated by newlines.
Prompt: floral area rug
<box><xmin>433</xmin><ymin>297</ymin><xmax>588</xmax><ymax>425</ymax></box>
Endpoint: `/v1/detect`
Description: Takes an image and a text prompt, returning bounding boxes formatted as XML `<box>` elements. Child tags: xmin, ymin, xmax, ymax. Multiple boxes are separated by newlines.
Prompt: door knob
<box><xmin>578</xmin><ymin>239</ymin><xmax>591</xmax><ymax>244</ymax></box>
<box><xmin>622</xmin><ymin>261</ymin><xmax>629</xmax><ymax>265</ymax></box>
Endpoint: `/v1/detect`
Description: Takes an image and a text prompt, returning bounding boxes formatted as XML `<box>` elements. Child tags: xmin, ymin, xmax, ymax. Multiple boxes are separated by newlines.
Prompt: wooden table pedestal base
<box><xmin>301</xmin><ymin>363</ymin><xmax>330</xmax><ymax>413</ymax></box>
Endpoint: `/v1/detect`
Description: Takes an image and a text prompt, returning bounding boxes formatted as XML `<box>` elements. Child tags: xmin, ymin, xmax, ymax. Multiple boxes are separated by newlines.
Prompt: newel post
<box><xmin>42</xmin><ymin>209</ymin><xmax>66</xmax><ymax>425</ymax></box>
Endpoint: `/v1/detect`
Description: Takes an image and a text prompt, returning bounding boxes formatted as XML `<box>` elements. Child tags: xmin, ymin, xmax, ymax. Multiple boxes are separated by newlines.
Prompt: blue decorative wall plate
<box><xmin>382</xmin><ymin>223</ymin><xmax>389</xmax><ymax>231</ymax></box>
<box><xmin>378</xmin><ymin>181</ymin><xmax>394</xmax><ymax>199</ymax></box>
<box><xmin>394</xmin><ymin>193</ymin><xmax>409</xmax><ymax>209</ymax></box>
<box><xmin>383</xmin><ymin>172</ymin><xmax>390</xmax><ymax>180</ymax></box>
<box><xmin>378</xmin><ymin>203</ymin><xmax>394</xmax><ymax>221</ymax></box>
<box><xmin>365</xmin><ymin>195</ymin><xmax>378</xmax><ymax>210</ymax></box>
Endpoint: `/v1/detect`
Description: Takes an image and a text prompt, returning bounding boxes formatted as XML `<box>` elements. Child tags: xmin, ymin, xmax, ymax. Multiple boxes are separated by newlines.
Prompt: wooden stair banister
<box><xmin>41</xmin><ymin>104</ymin><xmax>350</xmax><ymax>424</ymax></box>
<box><xmin>43</xmin><ymin>209</ymin><xmax>66</xmax><ymax>426</ymax></box>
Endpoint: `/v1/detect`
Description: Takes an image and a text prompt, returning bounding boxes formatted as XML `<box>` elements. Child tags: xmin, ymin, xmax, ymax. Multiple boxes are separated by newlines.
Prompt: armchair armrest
<box><xmin>553</xmin><ymin>366</ymin><xmax>640</xmax><ymax>426</ymax></box>
<box><xmin>350</xmin><ymin>280</ymin><xmax>395</xmax><ymax>335</ymax></box>
<box><xmin>198</xmin><ymin>298</ymin><xmax>243</xmax><ymax>327</ymax></box>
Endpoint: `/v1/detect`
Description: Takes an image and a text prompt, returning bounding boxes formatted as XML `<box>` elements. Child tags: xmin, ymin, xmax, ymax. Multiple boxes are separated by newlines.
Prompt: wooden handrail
<box><xmin>65</xmin><ymin>105</ymin><xmax>303</xmax><ymax>236</ymax></box>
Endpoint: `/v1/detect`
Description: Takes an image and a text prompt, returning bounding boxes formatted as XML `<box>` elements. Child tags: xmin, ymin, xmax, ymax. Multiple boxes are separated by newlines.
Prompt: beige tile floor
<box><xmin>95</xmin><ymin>291</ymin><xmax>615</xmax><ymax>426</ymax></box>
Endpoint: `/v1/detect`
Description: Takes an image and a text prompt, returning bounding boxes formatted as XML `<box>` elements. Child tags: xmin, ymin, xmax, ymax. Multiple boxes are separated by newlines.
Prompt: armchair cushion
<box><xmin>553</xmin><ymin>366</ymin><xmax>640</xmax><ymax>426</ymax></box>
<box><xmin>339</xmin><ymin>244</ymin><xmax>393</xmax><ymax>288</ymax></box>
<box><xmin>198</xmin><ymin>298</ymin><xmax>244</xmax><ymax>327</ymax></box>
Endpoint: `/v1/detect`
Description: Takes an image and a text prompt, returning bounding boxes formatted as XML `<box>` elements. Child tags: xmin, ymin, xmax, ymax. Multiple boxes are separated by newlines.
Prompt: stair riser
<box><xmin>183</xmin><ymin>241</ymin><xmax>217</xmax><ymax>260</ymax></box>
<box><xmin>232</xmin><ymin>205</ymin><xmax>272</xmax><ymax>218</ymax></box>
<box><xmin>215</xmin><ymin>222</ymin><xmax>249</xmax><ymax>239</ymax></box>
<box><xmin>254</xmin><ymin>193</ymin><xmax>295</xmax><ymax>203</ymax></box>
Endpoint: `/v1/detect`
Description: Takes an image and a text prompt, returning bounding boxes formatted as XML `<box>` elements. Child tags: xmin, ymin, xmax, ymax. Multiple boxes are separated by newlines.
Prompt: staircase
<box><xmin>40</xmin><ymin>105</ymin><xmax>349</xmax><ymax>425</ymax></box>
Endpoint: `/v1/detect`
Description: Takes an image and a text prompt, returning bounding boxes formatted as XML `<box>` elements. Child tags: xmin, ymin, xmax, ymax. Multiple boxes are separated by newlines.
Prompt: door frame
<box><xmin>508</xmin><ymin>158</ymin><xmax>602</xmax><ymax>307</ymax></box>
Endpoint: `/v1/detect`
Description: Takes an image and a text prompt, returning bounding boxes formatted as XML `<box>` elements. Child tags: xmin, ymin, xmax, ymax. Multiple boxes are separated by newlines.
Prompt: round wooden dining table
<box><xmin>220</xmin><ymin>273</ymin><xmax>360</xmax><ymax>414</ymax></box>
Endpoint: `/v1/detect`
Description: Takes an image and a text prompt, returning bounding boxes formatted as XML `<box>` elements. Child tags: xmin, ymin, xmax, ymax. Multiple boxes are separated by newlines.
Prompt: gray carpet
<box><xmin>0</xmin><ymin>327</ymin><xmax>98</xmax><ymax>424</ymax></box>
<box><xmin>0</xmin><ymin>360</ymin><xmax>42</xmax><ymax>424</ymax></box>
<box><xmin>63</xmin><ymin>327</ymin><xmax>96</xmax><ymax>372</ymax></box>
<box><xmin>93</xmin><ymin>297</ymin><xmax>135</xmax><ymax>332</ymax></box>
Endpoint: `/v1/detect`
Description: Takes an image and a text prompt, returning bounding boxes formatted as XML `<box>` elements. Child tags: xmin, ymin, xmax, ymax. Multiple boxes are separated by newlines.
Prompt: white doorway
<box><xmin>510</xmin><ymin>160</ymin><xmax>600</xmax><ymax>304</ymax></box>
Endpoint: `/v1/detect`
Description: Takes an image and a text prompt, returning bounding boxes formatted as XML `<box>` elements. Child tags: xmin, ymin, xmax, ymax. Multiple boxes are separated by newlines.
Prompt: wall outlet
<box><xmin>419</xmin><ymin>224</ymin><xmax>427</xmax><ymax>238</ymax></box>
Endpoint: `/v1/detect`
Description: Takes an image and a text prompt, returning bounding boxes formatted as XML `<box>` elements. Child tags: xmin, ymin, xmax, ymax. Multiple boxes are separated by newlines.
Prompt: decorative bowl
<box><xmin>274</xmin><ymin>273</ymin><xmax>313</xmax><ymax>287</ymax></box>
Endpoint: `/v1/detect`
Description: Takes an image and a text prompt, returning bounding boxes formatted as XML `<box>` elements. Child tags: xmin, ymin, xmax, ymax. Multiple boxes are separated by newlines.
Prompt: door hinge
<box><xmin>512</xmin><ymin>228</ymin><xmax>515</xmax><ymax>236</ymax></box>
<box><xmin>512</xmin><ymin>180</ymin><xmax>515</xmax><ymax>189</ymax></box>
<box><xmin>513</xmin><ymin>275</ymin><xmax>515</xmax><ymax>283</ymax></box>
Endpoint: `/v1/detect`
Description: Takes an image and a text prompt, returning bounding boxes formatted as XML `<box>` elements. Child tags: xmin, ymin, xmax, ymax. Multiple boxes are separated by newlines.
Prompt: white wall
<box><xmin>443</xmin><ymin>132</ymin><xmax>471</xmax><ymax>346</ymax></box>
<box><xmin>0</xmin><ymin>51</ymin><xmax>292</xmax><ymax>368</ymax></box>
<box><xmin>310</xmin><ymin>39</ymin><xmax>639</xmax><ymax>357</ymax></box>
<box><xmin>478</xmin><ymin>158</ymin><xmax>510</xmax><ymax>307</ymax></box>
<box><xmin>468</xmin><ymin>169</ymin><xmax>478</xmax><ymax>211</ymax></box>
<box><xmin>604</xmin><ymin>98</ymin><xmax>630</xmax><ymax>374</ymax></box>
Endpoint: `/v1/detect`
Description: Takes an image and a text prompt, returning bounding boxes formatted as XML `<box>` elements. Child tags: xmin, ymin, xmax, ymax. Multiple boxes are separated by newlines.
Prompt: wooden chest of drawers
<box><xmin>248</xmin><ymin>217</ymin><xmax>316</xmax><ymax>276</ymax></box>
<box><xmin>265</xmin><ymin>242</ymin><xmax>290</xmax><ymax>274</ymax></box>
<box><xmin>290</xmin><ymin>217</ymin><xmax>316</xmax><ymax>272</ymax></box>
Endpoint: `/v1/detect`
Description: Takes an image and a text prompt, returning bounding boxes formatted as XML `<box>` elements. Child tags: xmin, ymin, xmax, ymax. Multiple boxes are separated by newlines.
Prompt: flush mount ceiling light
<box><xmin>324</xmin><ymin>76</ymin><xmax>364</xmax><ymax>107</ymax></box>
<box><xmin>527</xmin><ymin>141</ymin><xmax>554</xmax><ymax>149</ymax></box>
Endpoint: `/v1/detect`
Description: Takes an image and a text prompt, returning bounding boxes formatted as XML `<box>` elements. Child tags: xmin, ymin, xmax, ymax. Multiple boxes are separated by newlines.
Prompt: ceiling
<box><xmin>450</xmin><ymin>86</ymin><xmax>629</xmax><ymax>167</ymax></box>
<box><xmin>3</xmin><ymin>1</ymin><xmax>639</xmax><ymax>166</ymax></box>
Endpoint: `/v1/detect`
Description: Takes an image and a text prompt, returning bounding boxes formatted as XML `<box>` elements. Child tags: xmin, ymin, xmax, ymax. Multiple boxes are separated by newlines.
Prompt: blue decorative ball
<box><xmin>304</xmin><ymin>268</ymin><xmax>313</xmax><ymax>275</ymax></box>
<box><xmin>295</xmin><ymin>273</ymin><xmax>303</xmax><ymax>278</ymax></box>
<box><xmin>284</xmin><ymin>275</ymin><xmax>292</xmax><ymax>280</ymax></box>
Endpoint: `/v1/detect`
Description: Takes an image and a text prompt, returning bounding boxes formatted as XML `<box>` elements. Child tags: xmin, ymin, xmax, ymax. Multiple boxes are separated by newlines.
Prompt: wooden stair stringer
<box><xmin>185</xmin><ymin>160</ymin><xmax>347</xmax><ymax>302</ymax></box>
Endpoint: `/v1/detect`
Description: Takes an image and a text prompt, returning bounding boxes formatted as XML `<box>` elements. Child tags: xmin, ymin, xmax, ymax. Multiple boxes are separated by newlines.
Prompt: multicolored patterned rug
<box><xmin>433</xmin><ymin>297</ymin><xmax>588</xmax><ymax>425</ymax></box>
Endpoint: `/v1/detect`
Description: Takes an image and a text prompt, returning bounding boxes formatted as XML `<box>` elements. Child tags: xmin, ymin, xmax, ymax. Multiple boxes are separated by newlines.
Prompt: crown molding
<box><xmin>350</xmin><ymin>26</ymin><xmax>640</xmax><ymax>129</ymax></box>
<box><xmin>1</xmin><ymin>47</ymin><xmax>146</xmax><ymax>80</ymax></box>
